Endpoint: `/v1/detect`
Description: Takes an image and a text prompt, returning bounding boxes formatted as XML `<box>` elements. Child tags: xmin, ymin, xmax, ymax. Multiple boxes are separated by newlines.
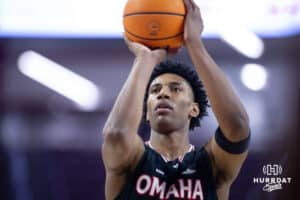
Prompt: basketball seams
<box><xmin>123</xmin><ymin>14</ymin><xmax>184</xmax><ymax>39</ymax></box>
<box><xmin>125</xmin><ymin>29</ymin><xmax>183</xmax><ymax>41</ymax></box>
<box><xmin>124</xmin><ymin>12</ymin><xmax>185</xmax><ymax>17</ymax></box>
<box><xmin>123</xmin><ymin>0</ymin><xmax>186</xmax><ymax>48</ymax></box>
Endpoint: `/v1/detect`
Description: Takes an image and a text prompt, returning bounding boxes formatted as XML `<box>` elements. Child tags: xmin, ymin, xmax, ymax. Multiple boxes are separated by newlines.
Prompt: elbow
<box><xmin>233</xmin><ymin>108</ymin><xmax>250</xmax><ymax>129</ymax></box>
<box><xmin>234</xmin><ymin>116</ymin><xmax>250</xmax><ymax>138</ymax></box>
<box><xmin>236</xmin><ymin>116</ymin><xmax>250</xmax><ymax>136</ymax></box>
<box><xmin>225</xmin><ymin>114</ymin><xmax>250</xmax><ymax>141</ymax></box>
<box><xmin>235</xmin><ymin>112</ymin><xmax>249</xmax><ymax>130</ymax></box>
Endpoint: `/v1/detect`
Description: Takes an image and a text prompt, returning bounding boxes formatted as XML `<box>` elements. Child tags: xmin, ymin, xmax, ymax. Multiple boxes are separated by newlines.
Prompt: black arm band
<box><xmin>215</xmin><ymin>127</ymin><xmax>250</xmax><ymax>154</ymax></box>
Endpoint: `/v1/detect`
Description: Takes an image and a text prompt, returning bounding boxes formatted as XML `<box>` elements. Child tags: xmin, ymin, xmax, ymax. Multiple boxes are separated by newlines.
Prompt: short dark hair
<box><xmin>143</xmin><ymin>60</ymin><xmax>209</xmax><ymax>130</ymax></box>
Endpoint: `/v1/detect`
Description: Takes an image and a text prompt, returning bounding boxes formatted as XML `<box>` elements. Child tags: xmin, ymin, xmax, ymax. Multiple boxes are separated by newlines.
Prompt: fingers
<box><xmin>190</xmin><ymin>0</ymin><xmax>198</xmax><ymax>10</ymax></box>
<box><xmin>123</xmin><ymin>34</ymin><xmax>128</xmax><ymax>42</ymax></box>
<box><xmin>153</xmin><ymin>49</ymin><xmax>167</xmax><ymax>63</ymax></box>
<box><xmin>184</xmin><ymin>0</ymin><xmax>193</xmax><ymax>11</ymax></box>
<box><xmin>124</xmin><ymin>34</ymin><xmax>136</xmax><ymax>46</ymax></box>
<box><xmin>158</xmin><ymin>49</ymin><xmax>167</xmax><ymax>56</ymax></box>
<box><xmin>123</xmin><ymin>34</ymin><xmax>131</xmax><ymax>46</ymax></box>
<box><xmin>184</xmin><ymin>25</ymin><xmax>188</xmax><ymax>41</ymax></box>
<box><xmin>124</xmin><ymin>34</ymin><xmax>142</xmax><ymax>50</ymax></box>
<box><xmin>124</xmin><ymin>33</ymin><xmax>167</xmax><ymax>57</ymax></box>
<box><xmin>184</xmin><ymin>0</ymin><xmax>199</xmax><ymax>11</ymax></box>
<box><xmin>123</xmin><ymin>34</ymin><xmax>134</xmax><ymax>52</ymax></box>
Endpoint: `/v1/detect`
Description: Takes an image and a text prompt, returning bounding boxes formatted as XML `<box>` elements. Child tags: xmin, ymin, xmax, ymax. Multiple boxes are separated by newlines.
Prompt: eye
<box><xmin>171</xmin><ymin>86</ymin><xmax>182</xmax><ymax>93</ymax></box>
<box><xmin>150</xmin><ymin>87</ymin><xmax>160</xmax><ymax>94</ymax></box>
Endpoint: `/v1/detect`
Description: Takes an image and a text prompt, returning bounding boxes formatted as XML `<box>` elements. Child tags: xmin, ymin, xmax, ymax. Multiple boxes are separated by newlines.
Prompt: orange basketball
<box><xmin>123</xmin><ymin>0</ymin><xmax>186</xmax><ymax>50</ymax></box>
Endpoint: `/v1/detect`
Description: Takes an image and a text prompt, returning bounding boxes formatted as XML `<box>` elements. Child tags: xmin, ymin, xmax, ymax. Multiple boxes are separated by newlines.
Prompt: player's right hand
<box><xmin>124</xmin><ymin>36</ymin><xmax>167</xmax><ymax>64</ymax></box>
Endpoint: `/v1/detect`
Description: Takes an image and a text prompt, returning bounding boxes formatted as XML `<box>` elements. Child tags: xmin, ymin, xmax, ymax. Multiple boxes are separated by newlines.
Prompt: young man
<box><xmin>102</xmin><ymin>0</ymin><xmax>250</xmax><ymax>199</ymax></box>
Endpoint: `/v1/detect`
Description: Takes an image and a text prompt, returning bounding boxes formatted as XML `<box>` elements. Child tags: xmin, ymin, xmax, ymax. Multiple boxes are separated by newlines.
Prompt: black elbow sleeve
<box><xmin>215</xmin><ymin>127</ymin><xmax>251</xmax><ymax>154</ymax></box>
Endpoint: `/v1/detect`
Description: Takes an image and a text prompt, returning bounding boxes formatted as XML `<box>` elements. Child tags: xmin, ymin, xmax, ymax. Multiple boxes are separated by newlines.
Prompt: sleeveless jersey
<box><xmin>115</xmin><ymin>144</ymin><xmax>218</xmax><ymax>200</ymax></box>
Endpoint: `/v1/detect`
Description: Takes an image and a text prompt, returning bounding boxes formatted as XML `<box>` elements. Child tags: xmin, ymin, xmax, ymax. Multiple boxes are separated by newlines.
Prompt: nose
<box><xmin>157</xmin><ymin>86</ymin><xmax>170</xmax><ymax>99</ymax></box>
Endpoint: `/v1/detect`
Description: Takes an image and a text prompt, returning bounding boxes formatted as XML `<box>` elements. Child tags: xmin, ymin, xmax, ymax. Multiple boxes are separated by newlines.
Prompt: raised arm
<box><xmin>102</xmin><ymin>38</ymin><xmax>166</xmax><ymax>173</ymax></box>
<box><xmin>183</xmin><ymin>0</ymin><xmax>250</xmax><ymax>197</ymax></box>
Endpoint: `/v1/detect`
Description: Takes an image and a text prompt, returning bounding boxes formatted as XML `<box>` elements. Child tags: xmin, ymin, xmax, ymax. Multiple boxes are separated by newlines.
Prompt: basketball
<box><xmin>123</xmin><ymin>0</ymin><xmax>186</xmax><ymax>50</ymax></box>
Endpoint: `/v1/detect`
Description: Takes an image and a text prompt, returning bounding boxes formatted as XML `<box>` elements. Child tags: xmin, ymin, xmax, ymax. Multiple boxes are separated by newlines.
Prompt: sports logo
<box><xmin>253</xmin><ymin>164</ymin><xmax>292</xmax><ymax>192</ymax></box>
<box><xmin>147</xmin><ymin>20</ymin><xmax>160</xmax><ymax>36</ymax></box>
<box><xmin>262</xmin><ymin>164</ymin><xmax>282</xmax><ymax>176</ymax></box>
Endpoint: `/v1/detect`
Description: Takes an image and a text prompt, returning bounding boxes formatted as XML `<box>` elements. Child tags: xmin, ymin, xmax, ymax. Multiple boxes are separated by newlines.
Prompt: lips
<box><xmin>155</xmin><ymin>101</ymin><xmax>173</xmax><ymax>112</ymax></box>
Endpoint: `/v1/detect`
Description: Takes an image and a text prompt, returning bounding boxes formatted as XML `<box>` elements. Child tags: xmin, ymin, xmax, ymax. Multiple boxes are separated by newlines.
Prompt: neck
<box><xmin>149</xmin><ymin>128</ymin><xmax>191</xmax><ymax>161</ymax></box>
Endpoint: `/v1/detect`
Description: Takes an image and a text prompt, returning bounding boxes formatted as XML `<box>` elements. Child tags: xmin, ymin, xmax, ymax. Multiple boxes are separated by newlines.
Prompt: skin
<box><xmin>102</xmin><ymin>0</ymin><xmax>250</xmax><ymax>199</ymax></box>
<box><xmin>146</xmin><ymin>74</ymin><xmax>200</xmax><ymax>160</ymax></box>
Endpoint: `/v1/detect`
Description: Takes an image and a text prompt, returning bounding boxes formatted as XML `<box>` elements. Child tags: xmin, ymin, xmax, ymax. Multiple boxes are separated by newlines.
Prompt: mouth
<box><xmin>155</xmin><ymin>102</ymin><xmax>173</xmax><ymax>113</ymax></box>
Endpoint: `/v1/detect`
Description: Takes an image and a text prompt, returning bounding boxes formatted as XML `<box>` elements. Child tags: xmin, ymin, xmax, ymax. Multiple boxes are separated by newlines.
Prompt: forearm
<box><xmin>103</xmin><ymin>55</ymin><xmax>157</xmax><ymax>137</ymax></box>
<box><xmin>186</xmin><ymin>39</ymin><xmax>249</xmax><ymax>140</ymax></box>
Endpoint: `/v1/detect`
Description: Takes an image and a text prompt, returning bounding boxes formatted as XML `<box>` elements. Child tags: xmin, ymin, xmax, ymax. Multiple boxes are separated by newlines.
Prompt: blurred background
<box><xmin>0</xmin><ymin>0</ymin><xmax>299</xmax><ymax>199</ymax></box>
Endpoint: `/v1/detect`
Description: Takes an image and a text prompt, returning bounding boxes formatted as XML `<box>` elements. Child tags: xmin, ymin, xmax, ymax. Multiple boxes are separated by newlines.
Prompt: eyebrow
<box><xmin>169</xmin><ymin>82</ymin><xmax>183</xmax><ymax>86</ymax></box>
<box><xmin>150</xmin><ymin>81</ymin><xmax>183</xmax><ymax>88</ymax></box>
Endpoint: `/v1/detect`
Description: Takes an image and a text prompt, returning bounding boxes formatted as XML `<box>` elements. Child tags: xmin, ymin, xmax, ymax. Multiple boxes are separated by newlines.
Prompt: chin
<box><xmin>152</xmin><ymin>120</ymin><xmax>176</xmax><ymax>134</ymax></box>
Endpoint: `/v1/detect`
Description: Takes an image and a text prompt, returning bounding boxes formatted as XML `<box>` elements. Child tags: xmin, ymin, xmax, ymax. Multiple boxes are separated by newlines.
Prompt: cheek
<box><xmin>176</xmin><ymin>99</ymin><xmax>192</xmax><ymax>115</ymax></box>
<box><xmin>147</xmin><ymin>97</ymin><xmax>154</xmax><ymax>114</ymax></box>
<box><xmin>177</xmin><ymin>96</ymin><xmax>191</xmax><ymax>108</ymax></box>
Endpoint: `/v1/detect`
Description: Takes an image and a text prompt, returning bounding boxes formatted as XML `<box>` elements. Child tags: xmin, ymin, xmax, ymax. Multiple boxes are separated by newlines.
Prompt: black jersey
<box><xmin>115</xmin><ymin>143</ymin><xmax>218</xmax><ymax>200</ymax></box>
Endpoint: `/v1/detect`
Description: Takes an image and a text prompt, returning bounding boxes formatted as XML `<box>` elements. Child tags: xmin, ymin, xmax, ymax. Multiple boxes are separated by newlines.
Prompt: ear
<box><xmin>189</xmin><ymin>102</ymin><xmax>200</xmax><ymax>118</ymax></box>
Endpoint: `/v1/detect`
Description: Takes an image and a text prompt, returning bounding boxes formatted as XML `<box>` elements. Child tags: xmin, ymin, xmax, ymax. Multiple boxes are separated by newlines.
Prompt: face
<box><xmin>146</xmin><ymin>73</ymin><xmax>200</xmax><ymax>134</ymax></box>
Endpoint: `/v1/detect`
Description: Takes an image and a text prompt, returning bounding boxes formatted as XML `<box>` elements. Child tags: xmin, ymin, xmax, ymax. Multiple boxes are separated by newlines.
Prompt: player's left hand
<box><xmin>183</xmin><ymin>0</ymin><xmax>204</xmax><ymax>44</ymax></box>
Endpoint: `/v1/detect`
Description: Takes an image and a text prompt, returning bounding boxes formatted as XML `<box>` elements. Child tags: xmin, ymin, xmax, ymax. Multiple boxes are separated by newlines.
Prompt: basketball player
<box><xmin>102</xmin><ymin>0</ymin><xmax>250</xmax><ymax>199</ymax></box>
